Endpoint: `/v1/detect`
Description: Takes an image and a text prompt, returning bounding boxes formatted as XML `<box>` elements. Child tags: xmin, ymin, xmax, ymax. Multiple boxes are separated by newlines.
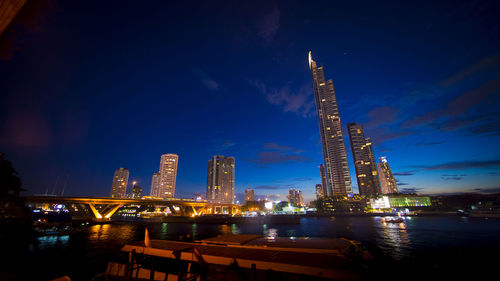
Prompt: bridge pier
<box><xmin>88</xmin><ymin>203</ymin><xmax>123</xmax><ymax>219</ymax></box>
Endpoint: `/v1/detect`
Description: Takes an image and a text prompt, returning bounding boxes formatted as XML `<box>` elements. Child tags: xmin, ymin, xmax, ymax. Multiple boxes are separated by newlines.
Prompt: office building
<box><xmin>315</xmin><ymin>184</ymin><xmax>325</xmax><ymax>199</ymax></box>
<box><xmin>158</xmin><ymin>154</ymin><xmax>179</xmax><ymax>199</ymax></box>
<box><xmin>245</xmin><ymin>188</ymin><xmax>255</xmax><ymax>202</ymax></box>
<box><xmin>347</xmin><ymin>123</ymin><xmax>381</xmax><ymax>197</ymax></box>
<box><xmin>110</xmin><ymin>168</ymin><xmax>129</xmax><ymax>198</ymax></box>
<box><xmin>288</xmin><ymin>188</ymin><xmax>304</xmax><ymax>207</ymax></box>
<box><xmin>206</xmin><ymin>155</ymin><xmax>235</xmax><ymax>203</ymax></box>
<box><xmin>150</xmin><ymin>172</ymin><xmax>160</xmax><ymax>197</ymax></box>
<box><xmin>377</xmin><ymin>156</ymin><xmax>398</xmax><ymax>194</ymax></box>
<box><xmin>309</xmin><ymin>52</ymin><xmax>352</xmax><ymax>196</ymax></box>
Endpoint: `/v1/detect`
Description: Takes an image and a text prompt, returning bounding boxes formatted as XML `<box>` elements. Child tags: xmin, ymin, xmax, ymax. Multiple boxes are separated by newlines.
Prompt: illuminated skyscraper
<box><xmin>309</xmin><ymin>52</ymin><xmax>352</xmax><ymax>196</ymax></box>
<box><xmin>110</xmin><ymin>167</ymin><xmax>129</xmax><ymax>198</ymax></box>
<box><xmin>347</xmin><ymin>123</ymin><xmax>381</xmax><ymax>197</ymax></box>
<box><xmin>377</xmin><ymin>157</ymin><xmax>399</xmax><ymax>194</ymax></box>
<box><xmin>158</xmin><ymin>154</ymin><xmax>178</xmax><ymax>199</ymax></box>
<box><xmin>245</xmin><ymin>188</ymin><xmax>255</xmax><ymax>202</ymax></box>
<box><xmin>206</xmin><ymin>155</ymin><xmax>235</xmax><ymax>203</ymax></box>
<box><xmin>288</xmin><ymin>188</ymin><xmax>304</xmax><ymax>207</ymax></box>
<box><xmin>150</xmin><ymin>172</ymin><xmax>160</xmax><ymax>197</ymax></box>
<box><xmin>315</xmin><ymin>184</ymin><xmax>324</xmax><ymax>199</ymax></box>
<box><xmin>131</xmin><ymin>182</ymin><xmax>142</xmax><ymax>199</ymax></box>
<box><xmin>319</xmin><ymin>164</ymin><xmax>328</xmax><ymax>197</ymax></box>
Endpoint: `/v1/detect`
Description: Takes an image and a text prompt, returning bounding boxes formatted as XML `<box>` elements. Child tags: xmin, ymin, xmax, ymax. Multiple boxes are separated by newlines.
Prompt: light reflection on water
<box><xmin>374</xmin><ymin>217</ymin><xmax>411</xmax><ymax>261</ymax></box>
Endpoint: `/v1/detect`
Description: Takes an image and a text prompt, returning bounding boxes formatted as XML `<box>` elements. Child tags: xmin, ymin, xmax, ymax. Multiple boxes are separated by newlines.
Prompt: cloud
<box><xmin>220</xmin><ymin>140</ymin><xmax>236</xmax><ymax>149</ymax></box>
<box><xmin>399</xmin><ymin>187</ymin><xmax>424</xmax><ymax>194</ymax></box>
<box><xmin>418</xmin><ymin>159</ymin><xmax>500</xmax><ymax>171</ymax></box>
<box><xmin>1</xmin><ymin>110</ymin><xmax>51</xmax><ymax>148</ymax></box>
<box><xmin>363</xmin><ymin>106</ymin><xmax>413</xmax><ymax>145</ymax></box>
<box><xmin>366</xmin><ymin>107</ymin><xmax>399</xmax><ymax>129</ymax></box>
<box><xmin>468</xmin><ymin>122</ymin><xmax>500</xmax><ymax>136</ymax></box>
<box><xmin>294</xmin><ymin>177</ymin><xmax>312</xmax><ymax>181</ymax></box>
<box><xmin>472</xmin><ymin>187</ymin><xmax>500</xmax><ymax>194</ymax></box>
<box><xmin>393</xmin><ymin>171</ymin><xmax>416</xmax><ymax>176</ymax></box>
<box><xmin>193</xmin><ymin>68</ymin><xmax>219</xmax><ymax>90</ymax></box>
<box><xmin>257</xmin><ymin>7</ymin><xmax>280</xmax><ymax>43</ymax></box>
<box><xmin>440</xmin><ymin>54</ymin><xmax>500</xmax><ymax>86</ymax></box>
<box><xmin>249</xmin><ymin>80</ymin><xmax>315</xmax><ymax>117</ymax></box>
<box><xmin>403</xmin><ymin>78</ymin><xmax>500</xmax><ymax>129</ymax></box>
<box><xmin>395</xmin><ymin>179</ymin><xmax>409</xmax><ymax>186</ymax></box>
<box><xmin>247</xmin><ymin>151</ymin><xmax>311</xmax><ymax>165</ymax></box>
<box><xmin>264</xmin><ymin>142</ymin><xmax>304</xmax><ymax>153</ymax></box>
<box><xmin>254</xmin><ymin>185</ymin><xmax>281</xmax><ymax>190</ymax></box>
<box><xmin>374</xmin><ymin>145</ymin><xmax>391</xmax><ymax>153</ymax></box>
<box><xmin>416</xmin><ymin>141</ymin><xmax>443</xmax><ymax>147</ymax></box>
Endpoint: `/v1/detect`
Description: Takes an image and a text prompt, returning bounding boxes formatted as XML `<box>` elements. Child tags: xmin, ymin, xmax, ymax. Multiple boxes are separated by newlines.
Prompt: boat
<box><xmin>91</xmin><ymin>233</ymin><xmax>372</xmax><ymax>280</ymax></box>
<box><xmin>384</xmin><ymin>217</ymin><xmax>404</xmax><ymax>223</ymax></box>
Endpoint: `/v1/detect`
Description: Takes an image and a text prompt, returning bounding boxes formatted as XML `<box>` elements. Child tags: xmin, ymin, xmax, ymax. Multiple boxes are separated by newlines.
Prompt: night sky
<box><xmin>1</xmin><ymin>1</ymin><xmax>499</xmax><ymax>203</ymax></box>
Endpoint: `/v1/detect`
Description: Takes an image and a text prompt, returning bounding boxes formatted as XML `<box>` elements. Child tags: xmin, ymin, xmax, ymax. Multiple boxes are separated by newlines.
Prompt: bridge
<box><xmin>24</xmin><ymin>196</ymin><xmax>241</xmax><ymax>220</ymax></box>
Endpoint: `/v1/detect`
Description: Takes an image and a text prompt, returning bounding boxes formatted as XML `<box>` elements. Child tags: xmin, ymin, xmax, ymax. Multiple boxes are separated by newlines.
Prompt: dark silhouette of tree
<box><xmin>0</xmin><ymin>152</ymin><xmax>28</xmax><ymax>220</ymax></box>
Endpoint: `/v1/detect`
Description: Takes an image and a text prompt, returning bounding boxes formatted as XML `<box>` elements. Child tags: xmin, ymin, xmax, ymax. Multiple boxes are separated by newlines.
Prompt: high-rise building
<box><xmin>315</xmin><ymin>184</ymin><xmax>324</xmax><ymax>199</ymax></box>
<box><xmin>110</xmin><ymin>168</ymin><xmax>129</xmax><ymax>198</ymax></box>
<box><xmin>150</xmin><ymin>172</ymin><xmax>160</xmax><ymax>197</ymax></box>
<box><xmin>158</xmin><ymin>154</ymin><xmax>179</xmax><ymax>199</ymax></box>
<box><xmin>377</xmin><ymin>157</ymin><xmax>398</xmax><ymax>194</ymax></box>
<box><xmin>309</xmin><ymin>52</ymin><xmax>352</xmax><ymax>196</ymax></box>
<box><xmin>206</xmin><ymin>155</ymin><xmax>235</xmax><ymax>203</ymax></box>
<box><xmin>319</xmin><ymin>164</ymin><xmax>328</xmax><ymax>197</ymax></box>
<box><xmin>347</xmin><ymin>123</ymin><xmax>381</xmax><ymax>197</ymax></box>
<box><xmin>131</xmin><ymin>182</ymin><xmax>142</xmax><ymax>199</ymax></box>
<box><xmin>245</xmin><ymin>188</ymin><xmax>255</xmax><ymax>202</ymax></box>
<box><xmin>288</xmin><ymin>188</ymin><xmax>304</xmax><ymax>207</ymax></box>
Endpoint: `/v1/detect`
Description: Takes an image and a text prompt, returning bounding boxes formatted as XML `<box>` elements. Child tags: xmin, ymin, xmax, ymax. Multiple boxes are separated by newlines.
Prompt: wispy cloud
<box><xmin>416</xmin><ymin>141</ymin><xmax>443</xmax><ymax>147</ymax></box>
<box><xmin>418</xmin><ymin>159</ymin><xmax>500</xmax><ymax>171</ymax></box>
<box><xmin>264</xmin><ymin>142</ymin><xmax>304</xmax><ymax>153</ymax></box>
<box><xmin>393</xmin><ymin>171</ymin><xmax>416</xmax><ymax>176</ymax></box>
<box><xmin>294</xmin><ymin>177</ymin><xmax>312</xmax><ymax>181</ymax></box>
<box><xmin>257</xmin><ymin>7</ymin><xmax>280</xmax><ymax>43</ymax></box>
<box><xmin>441</xmin><ymin>174</ymin><xmax>467</xmax><ymax>181</ymax></box>
<box><xmin>399</xmin><ymin>187</ymin><xmax>424</xmax><ymax>194</ymax></box>
<box><xmin>193</xmin><ymin>67</ymin><xmax>219</xmax><ymax>90</ymax></box>
<box><xmin>248</xmin><ymin>80</ymin><xmax>315</xmax><ymax>117</ymax></box>
<box><xmin>440</xmin><ymin>54</ymin><xmax>500</xmax><ymax>86</ymax></box>
<box><xmin>247</xmin><ymin>151</ymin><xmax>310</xmax><ymax>165</ymax></box>
<box><xmin>254</xmin><ymin>185</ymin><xmax>281</xmax><ymax>190</ymax></box>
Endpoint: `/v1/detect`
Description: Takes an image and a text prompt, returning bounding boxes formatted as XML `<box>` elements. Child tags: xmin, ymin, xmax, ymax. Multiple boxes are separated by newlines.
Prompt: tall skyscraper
<box><xmin>131</xmin><ymin>182</ymin><xmax>142</xmax><ymax>199</ymax></box>
<box><xmin>377</xmin><ymin>157</ymin><xmax>399</xmax><ymax>194</ymax></box>
<box><xmin>315</xmin><ymin>184</ymin><xmax>324</xmax><ymax>199</ymax></box>
<box><xmin>150</xmin><ymin>172</ymin><xmax>160</xmax><ymax>197</ymax></box>
<box><xmin>288</xmin><ymin>188</ymin><xmax>304</xmax><ymax>207</ymax></box>
<box><xmin>245</xmin><ymin>188</ymin><xmax>255</xmax><ymax>202</ymax></box>
<box><xmin>206</xmin><ymin>155</ymin><xmax>235</xmax><ymax>203</ymax></box>
<box><xmin>309</xmin><ymin>52</ymin><xmax>352</xmax><ymax>196</ymax></box>
<box><xmin>347</xmin><ymin>123</ymin><xmax>381</xmax><ymax>197</ymax></box>
<box><xmin>158</xmin><ymin>154</ymin><xmax>178</xmax><ymax>199</ymax></box>
<box><xmin>319</xmin><ymin>164</ymin><xmax>328</xmax><ymax>197</ymax></box>
<box><xmin>110</xmin><ymin>168</ymin><xmax>129</xmax><ymax>198</ymax></box>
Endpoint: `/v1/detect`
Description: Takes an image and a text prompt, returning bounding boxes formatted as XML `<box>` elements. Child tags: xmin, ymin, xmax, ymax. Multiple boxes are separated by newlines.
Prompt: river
<box><xmin>3</xmin><ymin>216</ymin><xmax>500</xmax><ymax>280</ymax></box>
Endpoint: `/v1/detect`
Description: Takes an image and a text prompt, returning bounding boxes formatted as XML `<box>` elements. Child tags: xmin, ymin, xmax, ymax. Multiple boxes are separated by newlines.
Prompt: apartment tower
<box><xmin>206</xmin><ymin>155</ymin><xmax>235</xmax><ymax>203</ymax></box>
<box><xmin>158</xmin><ymin>154</ymin><xmax>178</xmax><ymax>199</ymax></box>
<box><xmin>377</xmin><ymin>157</ymin><xmax>399</xmax><ymax>194</ymax></box>
<box><xmin>347</xmin><ymin>122</ymin><xmax>381</xmax><ymax>197</ymax></box>
<box><xmin>309</xmin><ymin>52</ymin><xmax>352</xmax><ymax>196</ymax></box>
<box><xmin>110</xmin><ymin>167</ymin><xmax>129</xmax><ymax>198</ymax></box>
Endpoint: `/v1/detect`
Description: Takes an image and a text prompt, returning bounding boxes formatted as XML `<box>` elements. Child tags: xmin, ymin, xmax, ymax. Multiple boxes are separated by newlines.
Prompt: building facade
<box><xmin>245</xmin><ymin>188</ymin><xmax>255</xmax><ymax>202</ymax></box>
<box><xmin>347</xmin><ymin>123</ymin><xmax>381</xmax><ymax>197</ymax></box>
<box><xmin>288</xmin><ymin>188</ymin><xmax>304</xmax><ymax>207</ymax></box>
<box><xmin>377</xmin><ymin>157</ymin><xmax>398</xmax><ymax>194</ymax></box>
<box><xmin>206</xmin><ymin>155</ymin><xmax>235</xmax><ymax>203</ymax></box>
<box><xmin>158</xmin><ymin>154</ymin><xmax>179</xmax><ymax>199</ymax></box>
<box><xmin>131</xmin><ymin>183</ymin><xmax>142</xmax><ymax>199</ymax></box>
<box><xmin>315</xmin><ymin>184</ymin><xmax>325</xmax><ymax>199</ymax></box>
<box><xmin>319</xmin><ymin>164</ymin><xmax>328</xmax><ymax>197</ymax></box>
<box><xmin>110</xmin><ymin>168</ymin><xmax>129</xmax><ymax>198</ymax></box>
<box><xmin>150</xmin><ymin>172</ymin><xmax>160</xmax><ymax>197</ymax></box>
<box><xmin>309</xmin><ymin>52</ymin><xmax>352</xmax><ymax>196</ymax></box>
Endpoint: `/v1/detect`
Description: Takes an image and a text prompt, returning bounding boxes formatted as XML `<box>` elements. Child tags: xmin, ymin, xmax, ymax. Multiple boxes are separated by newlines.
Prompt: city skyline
<box><xmin>1</xmin><ymin>1</ymin><xmax>499</xmax><ymax>203</ymax></box>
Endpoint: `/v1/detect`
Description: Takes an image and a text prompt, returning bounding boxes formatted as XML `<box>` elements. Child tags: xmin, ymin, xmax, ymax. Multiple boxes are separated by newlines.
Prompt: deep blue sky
<box><xmin>1</xmin><ymin>0</ymin><xmax>499</xmax><ymax>203</ymax></box>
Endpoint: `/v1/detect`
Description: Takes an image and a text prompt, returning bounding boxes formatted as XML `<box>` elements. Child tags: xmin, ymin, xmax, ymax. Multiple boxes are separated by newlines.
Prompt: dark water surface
<box><xmin>3</xmin><ymin>216</ymin><xmax>500</xmax><ymax>280</ymax></box>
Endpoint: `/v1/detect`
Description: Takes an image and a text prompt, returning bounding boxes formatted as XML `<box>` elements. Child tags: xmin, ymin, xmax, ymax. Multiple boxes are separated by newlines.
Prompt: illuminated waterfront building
<box><xmin>347</xmin><ymin>123</ymin><xmax>381</xmax><ymax>197</ymax></box>
<box><xmin>150</xmin><ymin>172</ymin><xmax>160</xmax><ymax>197</ymax></box>
<box><xmin>206</xmin><ymin>155</ymin><xmax>235</xmax><ymax>203</ymax></box>
<box><xmin>370</xmin><ymin>195</ymin><xmax>431</xmax><ymax>209</ymax></box>
<box><xmin>377</xmin><ymin>157</ymin><xmax>398</xmax><ymax>194</ymax></box>
<box><xmin>245</xmin><ymin>188</ymin><xmax>255</xmax><ymax>202</ymax></box>
<box><xmin>309</xmin><ymin>52</ymin><xmax>352</xmax><ymax>196</ymax></box>
<box><xmin>131</xmin><ymin>183</ymin><xmax>142</xmax><ymax>199</ymax></box>
<box><xmin>319</xmin><ymin>164</ymin><xmax>328</xmax><ymax>197</ymax></box>
<box><xmin>158</xmin><ymin>154</ymin><xmax>178</xmax><ymax>199</ymax></box>
<box><xmin>288</xmin><ymin>188</ymin><xmax>304</xmax><ymax>207</ymax></box>
<box><xmin>110</xmin><ymin>167</ymin><xmax>129</xmax><ymax>198</ymax></box>
<box><xmin>315</xmin><ymin>184</ymin><xmax>325</xmax><ymax>199</ymax></box>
